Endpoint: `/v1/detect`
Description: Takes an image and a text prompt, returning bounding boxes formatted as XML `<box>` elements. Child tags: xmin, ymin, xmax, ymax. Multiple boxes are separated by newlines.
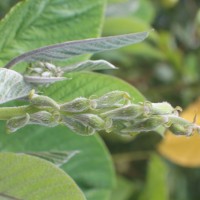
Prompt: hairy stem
<box><xmin>0</xmin><ymin>106</ymin><xmax>41</xmax><ymax>120</ymax></box>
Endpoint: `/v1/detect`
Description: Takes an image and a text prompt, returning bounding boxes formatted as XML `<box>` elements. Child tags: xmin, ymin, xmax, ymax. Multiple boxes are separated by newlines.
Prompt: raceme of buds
<box><xmin>4</xmin><ymin>90</ymin><xmax>200</xmax><ymax>137</ymax></box>
<box><xmin>24</xmin><ymin>62</ymin><xmax>66</xmax><ymax>84</ymax></box>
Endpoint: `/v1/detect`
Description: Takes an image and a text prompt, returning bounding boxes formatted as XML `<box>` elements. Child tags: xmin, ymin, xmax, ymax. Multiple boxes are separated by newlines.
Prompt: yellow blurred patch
<box><xmin>158</xmin><ymin>98</ymin><xmax>200</xmax><ymax>167</ymax></box>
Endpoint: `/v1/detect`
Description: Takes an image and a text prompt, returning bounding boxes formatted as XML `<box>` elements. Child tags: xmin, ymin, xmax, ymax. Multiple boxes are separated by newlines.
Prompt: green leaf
<box><xmin>0</xmin><ymin>0</ymin><xmax>106</xmax><ymax>66</ymax></box>
<box><xmin>5</xmin><ymin>32</ymin><xmax>149</xmax><ymax>68</ymax></box>
<box><xmin>102</xmin><ymin>17</ymin><xmax>163</xmax><ymax>59</ymax></box>
<box><xmin>43</xmin><ymin>72</ymin><xmax>144</xmax><ymax>102</ymax></box>
<box><xmin>0</xmin><ymin>125</ymin><xmax>115</xmax><ymax>200</ymax></box>
<box><xmin>0</xmin><ymin>68</ymin><xmax>32</xmax><ymax>104</ymax></box>
<box><xmin>0</xmin><ymin>73</ymin><xmax>145</xmax><ymax>200</ymax></box>
<box><xmin>138</xmin><ymin>154</ymin><xmax>169</xmax><ymax>200</ymax></box>
<box><xmin>0</xmin><ymin>152</ymin><xmax>85</xmax><ymax>200</ymax></box>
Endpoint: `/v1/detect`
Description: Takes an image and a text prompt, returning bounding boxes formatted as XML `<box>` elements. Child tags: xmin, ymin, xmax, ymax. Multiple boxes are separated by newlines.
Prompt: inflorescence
<box><xmin>6</xmin><ymin>90</ymin><xmax>200</xmax><ymax>136</ymax></box>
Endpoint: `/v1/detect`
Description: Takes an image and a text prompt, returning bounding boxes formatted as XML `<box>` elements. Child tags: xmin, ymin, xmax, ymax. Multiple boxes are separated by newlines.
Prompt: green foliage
<box><xmin>0</xmin><ymin>124</ymin><xmax>115</xmax><ymax>200</ymax></box>
<box><xmin>0</xmin><ymin>0</ymin><xmax>200</xmax><ymax>199</ymax></box>
<box><xmin>138</xmin><ymin>154</ymin><xmax>168</xmax><ymax>200</ymax></box>
<box><xmin>0</xmin><ymin>152</ymin><xmax>86</xmax><ymax>200</ymax></box>
<box><xmin>4</xmin><ymin>31</ymin><xmax>148</xmax><ymax>68</ymax></box>
<box><xmin>43</xmin><ymin>72</ymin><xmax>144</xmax><ymax>101</ymax></box>
<box><xmin>110</xmin><ymin>176</ymin><xmax>137</xmax><ymax>200</ymax></box>
<box><xmin>0</xmin><ymin>0</ymin><xmax>106</xmax><ymax>66</ymax></box>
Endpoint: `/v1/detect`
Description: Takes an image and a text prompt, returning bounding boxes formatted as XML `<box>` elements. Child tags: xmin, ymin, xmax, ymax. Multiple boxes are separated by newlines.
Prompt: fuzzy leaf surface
<box><xmin>5</xmin><ymin>32</ymin><xmax>149</xmax><ymax>68</ymax></box>
<box><xmin>0</xmin><ymin>68</ymin><xmax>32</xmax><ymax>104</ymax></box>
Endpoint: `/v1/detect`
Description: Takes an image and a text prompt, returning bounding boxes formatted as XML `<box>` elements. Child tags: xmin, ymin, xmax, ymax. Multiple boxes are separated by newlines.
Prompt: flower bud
<box><xmin>121</xmin><ymin>115</ymin><xmax>168</xmax><ymax>133</ymax></box>
<box><xmin>30</xmin><ymin>94</ymin><xmax>60</xmax><ymax>110</ymax></box>
<box><xmin>107</xmin><ymin>119</ymin><xmax>128</xmax><ymax>134</ymax></box>
<box><xmin>36</xmin><ymin>62</ymin><xmax>46</xmax><ymax>68</ymax></box>
<box><xmin>147</xmin><ymin>102</ymin><xmax>176</xmax><ymax>115</ymax></box>
<box><xmin>73</xmin><ymin>114</ymin><xmax>105</xmax><ymax>130</ymax></box>
<box><xmin>44</xmin><ymin>62</ymin><xmax>57</xmax><ymax>72</ymax></box>
<box><xmin>60</xmin><ymin>97</ymin><xmax>95</xmax><ymax>113</ymax></box>
<box><xmin>41</xmin><ymin>71</ymin><xmax>53</xmax><ymax>77</ymax></box>
<box><xmin>61</xmin><ymin>116</ymin><xmax>95</xmax><ymax>135</ymax></box>
<box><xmin>91</xmin><ymin>91</ymin><xmax>131</xmax><ymax>109</ymax></box>
<box><xmin>43</xmin><ymin>62</ymin><xmax>63</xmax><ymax>77</ymax></box>
<box><xmin>29</xmin><ymin>111</ymin><xmax>60</xmax><ymax>127</ymax></box>
<box><xmin>167</xmin><ymin>115</ymin><xmax>195</xmax><ymax>136</ymax></box>
<box><xmin>6</xmin><ymin>114</ymin><xmax>30</xmax><ymax>133</ymax></box>
<box><xmin>101</xmin><ymin>104</ymin><xmax>144</xmax><ymax>120</ymax></box>
<box><xmin>30</xmin><ymin>67</ymin><xmax>44</xmax><ymax>74</ymax></box>
<box><xmin>169</xmin><ymin>123</ymin><xmax>193</xmax><ymax>136</ymax></box>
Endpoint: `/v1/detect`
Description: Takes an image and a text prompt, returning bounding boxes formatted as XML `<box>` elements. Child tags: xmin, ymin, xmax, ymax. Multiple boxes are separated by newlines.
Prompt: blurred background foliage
<box><xmin>97</xmin><ymin>0</ymin><xmax>200</xmax><ymax>199</ymax></box>
<box><xmin>1</xmin><ymin>0</ymin><xmax>200</xmax><ymax>199</ymax></box>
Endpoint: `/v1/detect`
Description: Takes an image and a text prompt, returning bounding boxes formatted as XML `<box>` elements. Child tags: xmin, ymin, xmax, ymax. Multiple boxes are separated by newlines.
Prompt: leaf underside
<box><xmin>0</xmin><ymin>68</ymin><xmax>32</xmax><ymax>104</ymax></box>
<box><xmin>4</xmin><ymin>31</ymin><xmax>149</xmax><ymax>68</ymax></box>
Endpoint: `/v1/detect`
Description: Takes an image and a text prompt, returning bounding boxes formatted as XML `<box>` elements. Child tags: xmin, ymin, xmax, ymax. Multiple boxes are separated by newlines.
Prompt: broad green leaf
<box><xmin>43</xmin><ymin>72</ymin><xmax>144</xmax><ymax>102</ymax></box>
<box><xmin>63</xmin><ymin>60</ymin><xmax>117</xmax><ymax>73</ymax></box>
<box><xmin>0</xmin><ymin>72</ymin><xmax>145</xmax><ymax>200</ymax></box>
<box><xmin>4</xmin><ymin>32</ymin><xmax>149</xmax><ymax>68</ymax></box>
<box><xmin>0</xmin><ymin>152</ymin><xmax>85</xmax><ymax>200</ymax></box>
<box><xmin>0</xmin><ymin>68</ymin><xmax>32</xmax><ymax>104</ymax></box>
<box><xmin>0</xmin><ymin>125</ymin><xmax>115</xmax><ymax>200</ymax></box>
<box><xmin>0</xmin><ymin>71</ymin><xmax>148</xmax><ymax>199</ymax></box>
<box><xmin>0</xmin><ymin>0</ymin><xmax>106</xmax><ymax>66</ymax></box>
<box><xmin>27</xmin><ymin>150</ymin><xmax>79</xmax><ymax>167</ymax></box>
<box><xmin>139</xmin><ymin>154</ymin><xmax>169</xmax><ymax>200</ymax></box>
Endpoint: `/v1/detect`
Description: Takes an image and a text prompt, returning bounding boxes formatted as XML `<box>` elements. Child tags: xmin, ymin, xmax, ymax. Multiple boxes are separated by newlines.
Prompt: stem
<box><xmin>0</xmin><ymin>106</ymin><xmax>40</xmax><ymax>120</ymax></box>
